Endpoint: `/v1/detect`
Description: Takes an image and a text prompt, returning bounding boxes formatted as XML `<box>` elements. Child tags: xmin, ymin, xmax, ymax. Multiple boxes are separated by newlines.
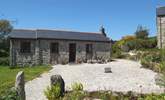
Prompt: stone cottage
<box><xmin>9</xmin><ymin>27</ymin><xmax>111</xmax><ymax>66</ymax></box>
<box><xmin>157</xmin><ymin>6</ymin><xmax>165</xmax><ymax>48</ymax></box>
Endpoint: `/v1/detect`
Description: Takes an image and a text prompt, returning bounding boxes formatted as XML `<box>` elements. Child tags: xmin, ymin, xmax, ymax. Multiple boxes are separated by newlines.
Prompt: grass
<box><xmin>0</xmin><ymin>65</ymin><xmax>52</xmax><ymax>96</ymax></box>
<box><xmin>61</xmin><ymin>91</ymin><xmax>165</xmax><ymax>100</ymax></box>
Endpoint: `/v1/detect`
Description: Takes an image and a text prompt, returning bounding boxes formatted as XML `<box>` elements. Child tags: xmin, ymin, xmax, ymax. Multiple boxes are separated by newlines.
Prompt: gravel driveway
<box><xmin>25</xmin><ymin>59</ymin><xmax>164</xmax><ymax>100</ymax></box>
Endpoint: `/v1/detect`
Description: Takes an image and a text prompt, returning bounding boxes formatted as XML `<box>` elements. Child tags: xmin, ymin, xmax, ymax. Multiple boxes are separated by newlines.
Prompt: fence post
<box><xmin>50</xmin><ymin>75</ymin><xmax>65</xmax><ymax>96</ymax></box>
<box><xmin>15</xmin><ymin>71</ymin><xmax>25</xmax><ymax>100</ymax></box>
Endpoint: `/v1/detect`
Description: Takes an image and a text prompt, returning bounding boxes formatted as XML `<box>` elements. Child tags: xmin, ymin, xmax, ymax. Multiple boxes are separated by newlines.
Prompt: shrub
<box><xmin>99</xmin><ymin>92</ymin><xmax>118</xmax><ymax>100</ymax></box>
<box><xmin>112</xmin><ymin>51</ymin><xmax>124</xmax><ymax>58</ymax></box>
<box><xmin>112</xmin><ymin>37</ymin><xmax>157</xmax><ymax>58</ymax></box>
<box><xmin>141</xmin><ymin>94</ymin><xmax>165</xmax><ymax>100</ymax></box>
<box><xmin>141</xmin><ymin>58</ymin><xmax>150</xmax><ymax>68</ymax></box>
<box><xmin>0</xmin><ymin>57</ymin><xmax>9</xmax><ymax>65</ymax></box>
<box><xmin>124</xmin><ymin>38</ymin><xmax>157</xmax><ymax>51</ymax></box>
<box><xmin>153</xmin><ymin>63</ymin><xmax>162</xmax><ymax>73</ymax></box>
<box><xmin>0</xmin><ymin>49</ymin><xmax>9</xmax><ymax>57</ymax></box>
<box><xmin>156</xmin><ymin>73</ymin><xmax>165</xmax><ymax>87</ymax></box>
<box><xmin>71</xmin><ymin>82</ymin><xmax>83</xmax><ymax>91</ymax></box>
<box><xmin>117</xmin><ymin>36</ymin><xmax>157</xmax><ymax>52</ymax></box>
<box><xmin>64</xmin><ymin>91</ymin><xmax>86</xmax><ymax>100</ymax></box>
<box><xmin>141</xmin><ymin>51</ymin><xmax>161</xmax><ymax>62</ymax></box>
<box><xmin>140</xmin><ymin>50</ymin><xmax>165</xmax><ymax>72</ymax></box>
<box><xmin>159</xmin><ymin>62</ymin><xmax>165</xmax><ymax>72</ymax></box>
<box><xmin>61</xmin><ymin>58</ymin><xmax>68</xmax><ymax>65</ymax></box>
<box><xmin>111</xmin><ymin>43</ymin><xmax>124</xmax><ymax>58</ymax></box>
<box><xmin>160</xmin><ymin>49</ymin><xmax>165</xmax><ymax>61</ymax></box>
<box><xmin>124</xmin><ymin>40</ymin><xmax>137</xmax><ymax>50</ymax></box>
<box><xmin>0</xmin><ymin>88</ymin><xmax>19</xmax><ymax>100</ymax></box>
<box><xmin>141</xmin><ymin>56</ymin><xmax>161</xmax><ymax>72</ymax></box>
<box><xmin>64</xmin><ymin>82</ymin><xmax>85</xmax><ymax>100</ymax></box>
<box><xmin>44</xmin><ymin>83</ymin><xmax>62</xmax><ymax>100</ymax></box>
<box><xmin>122</xmin><ymin>35</ymin><xmax>136</xmax><ymax>41</ymax></box>
<box><xmin>127</xmin><ymin>55</ymin><xmax>138</xmax><ymax>61</ymax></box>
<box><xmin>63</xmin><ymin>90</ymin><xmax>165</xmax><ymax>100</ymax></box>
<box><xmin>146</xmin><ymin>37</ymin><xmax>157</xmax><ymax>48</ymax></box>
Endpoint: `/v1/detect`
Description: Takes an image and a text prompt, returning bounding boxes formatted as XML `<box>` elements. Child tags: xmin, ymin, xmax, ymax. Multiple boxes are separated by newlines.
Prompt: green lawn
<box><xmin>0</xmin><ymin>65</ymin><xmax>52</xmax><ymax>96</ymax></box>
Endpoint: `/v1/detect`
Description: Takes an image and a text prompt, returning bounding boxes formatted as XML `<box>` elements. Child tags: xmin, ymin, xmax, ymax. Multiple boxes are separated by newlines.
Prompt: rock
<box><xmin>50</xmin><ymin>75</ymin><xmax>65</xmax><ymax>96</ymax></box>
<box><xmin>104</xmin><ymin>67</ymin><xmax>112</xmax><ymax>73</ymax></box>
<box><xmin>15</xmin><ymin>71</ymin><xmax>25</xmax><ymax>100</ymax></box>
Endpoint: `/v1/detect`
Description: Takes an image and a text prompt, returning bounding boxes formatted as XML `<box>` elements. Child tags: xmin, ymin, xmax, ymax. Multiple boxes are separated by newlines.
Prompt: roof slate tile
<box><xmin>9</xmin><ymin>29</ymin><xmax>110</xmax><ymax>42</ymax></box>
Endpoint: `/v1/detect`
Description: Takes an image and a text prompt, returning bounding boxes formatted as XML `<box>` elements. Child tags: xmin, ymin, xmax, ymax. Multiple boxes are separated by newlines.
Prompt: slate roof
<box><xmin>9</xmin><ymin>29</ymin><xmax>37</xmax><ymax>39</ymax></box>
<box><xmin>157</xmin><ymin>6</ymin><xmax>165</xmax><ymax>16</ymax></box>
<box><xmin>9</xmin><ymin>29</ymin><xmax>110</xmax><ymax>42</ymax></box>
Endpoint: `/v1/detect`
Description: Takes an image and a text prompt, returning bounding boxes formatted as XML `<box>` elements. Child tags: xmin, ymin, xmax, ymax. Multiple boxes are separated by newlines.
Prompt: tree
<box><xmin>135</xmin><ymin>25</ymin><xmax>149</xmax><ymax>39</ymax></box>
<box><xmin>0</xmin><ymin>19</ymin><xmax>13</xmax><ymax>57</ymax></box>
<box><xmin>0</xmin><ymin>19</ymin><xmax>13</xmax><ymax>38</ymax></box>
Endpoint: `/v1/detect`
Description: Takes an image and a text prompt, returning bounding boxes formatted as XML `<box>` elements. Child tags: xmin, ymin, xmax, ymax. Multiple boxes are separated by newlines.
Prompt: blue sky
<box><xmin>0</xmin><ymin>0</ymin><xmax>165</xmax><ymax>40</ymax></box>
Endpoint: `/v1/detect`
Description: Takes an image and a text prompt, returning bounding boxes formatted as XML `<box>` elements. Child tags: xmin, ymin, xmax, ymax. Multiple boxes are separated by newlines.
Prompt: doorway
<box><xmin>50</xmin><ymin>43</ymin><xmax>59</xmax><ymax>64</ymax></box>
<box><xmin>69</xmin><ymin>43</ymin><xmax>76</xmax><ymax>62</ymax></box>
<box><xmin>86</xmin><ymin>44</ymin><xmax>93</xmax><ymax>60</ymax></box>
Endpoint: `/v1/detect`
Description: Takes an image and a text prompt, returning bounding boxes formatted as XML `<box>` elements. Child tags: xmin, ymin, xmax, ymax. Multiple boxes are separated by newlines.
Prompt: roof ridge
<box><xmin>37</xmin><ymin>29</ymin><xmax>101</xmax><ymax>34</ymax></box>
<box><xmin>14</xmin><ymin>29</ymin><xmax>36</xmax><ymax>31</ymax></box>
<box><xmin>14</xmin><ymin>29</ymin><xmax>101</xmax><ymax>34</ymax></box>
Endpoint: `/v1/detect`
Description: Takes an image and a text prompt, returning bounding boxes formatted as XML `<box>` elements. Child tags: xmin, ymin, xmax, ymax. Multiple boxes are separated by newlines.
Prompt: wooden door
<box><xmin>69</xmin><ymin>43</ymin><xmax>76</xmax><ymax>62</ymax></box>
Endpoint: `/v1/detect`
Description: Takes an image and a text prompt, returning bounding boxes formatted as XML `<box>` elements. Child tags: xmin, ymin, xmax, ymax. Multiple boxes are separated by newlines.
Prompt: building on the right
<box><xmin>157</xmin><ymin>6</ymin><xmax>165</xmax><ymax>49</ymax></box>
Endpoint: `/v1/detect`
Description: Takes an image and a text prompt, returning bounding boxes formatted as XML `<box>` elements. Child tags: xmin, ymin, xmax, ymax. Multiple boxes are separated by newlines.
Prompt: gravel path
<box><xmin>25</xmin><ymin>59</ymin><xmax>164</xmax><ymax>100</ymax></box>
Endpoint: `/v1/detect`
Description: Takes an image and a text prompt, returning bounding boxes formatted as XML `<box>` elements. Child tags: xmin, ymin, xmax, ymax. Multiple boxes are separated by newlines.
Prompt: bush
<box><xmin>124</xmin><ymin>38</ymin><xmax>157</xmax><ymax>51</ymax></box>
<box><xmin>0</xmin><ymin>88</ymin><xmax>19</xmax><ymax>100</ymax></box>
<box><xmin>159</xmin><ymin>62</ymin><xmax>165</xmax><ymax>72</ymax></box>
<box><xmin>160</xmin><ymin>49</ymin><xmax>165</xmax><ymax>61</ymax></box>
<box><xmin>0</xmin><ymin>49</ymin><xmax>9</xmax><ymax>57</ymax></box>
<box><xmin>122</xmin><ymin>35</ymin><xmax>136</xmax><ymax>41</ymax></box>
<box><xmin>112</xmin><ymin>50</ymin><xmax>124</xmax><ymax>58</ymax></box>
<box><xmin>111</xmin><ymin>43</ymin><xmax>124</xmax><ymax>58</ymax></box>
<box><xmin>156</xmin><ymin>73</ymin><xmax>165</xmax><ymax>87</ymax></box>
<box><xmin>71</xmin><ymin>82</ymin><xmax>83</xmax><ymax>91</ymax></box>
<box><xmin>44</xmin><ymin>83</ymin><xmax>62</xmax><ymax>100</ymax></box>
<box><xmin>99</xmin><ymin>92</ymin><xmax>118</xmax><ymax>100</ymax></box>
<box><xmin>0</xmin><ymin>38</ymin><xmax>10</xmax><ymax>57</ymax></box>
<box><xmin>0</xmin><ymin>57</ymin><xmax>9</xmax><ymax>65</ymax></box>
<box><xmin>64</xmin><ymin>82</ymin><xmax>85</xmax><ymax>100</ymax></box>
<box><xmin>64</xmin><ymin>91</ymin><xmax>86</xmax><ymax>100</ymax></box>
<box><xmin>139</xmin><ymin>49</ymin><xmax>165</xmax><ymax>72</ymax></box>
<box><xmin>140</xmin><ymin>51</ymin><xmax>161</xmax><ymax>72</ymax></box>
<box><xmin>116</xmin><ymin>36</ymin><xmax>157</xmax><ymax>52</ymax></box>
<box><xmin>140</xmin><ymin>94</ymin><xmax>165</xmax><ymax>100</ymax></box>
<box><xmin>61</xmin><ymin>58</ymin><xmax>68</xmax><ymax>65</ymax></box>
<box><xmin>64</xmin><ymin>90</ymin><xmax>165</xmax><ymax>100</ymax></box>
<box><xmin>141</xmin><ymin>58</ymin><xmax>152</xmax><ymax>68</ymax></box>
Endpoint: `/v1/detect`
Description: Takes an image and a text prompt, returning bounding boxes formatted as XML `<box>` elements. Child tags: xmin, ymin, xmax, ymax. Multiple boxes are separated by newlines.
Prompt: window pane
<box><xmin>51</xmin><ymin>43</ymin><xmax>59</xmax><ymax>53</ymax></box>
<box><xmin>86</xmin><ymin>44</ymin><xmax>92</xmax><ymax>54</ymax></box>
<box><xmin>20</xmin><ymin>42</ymin><xmax>31</xmax><ymax>53</ymax></box>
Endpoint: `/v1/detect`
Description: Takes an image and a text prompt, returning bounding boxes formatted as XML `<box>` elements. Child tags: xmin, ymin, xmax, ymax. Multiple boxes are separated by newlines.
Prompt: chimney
<box><xmin>100</xmin><ymin>26</ymin><xmax>106</xmax><ymax>37</ymax></box>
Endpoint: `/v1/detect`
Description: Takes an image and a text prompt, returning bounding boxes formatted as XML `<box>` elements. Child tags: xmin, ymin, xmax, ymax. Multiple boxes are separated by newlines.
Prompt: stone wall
<box><xmin>10</xmin><ymin>39</ymin><xmax>111</xmax><ymax>66</ymax></box>
<box><xmin>10</xmin><ymin>39</ymin><xmax>37</xmax><ymax>66</ymax></box>
<box><xmin>157</xmin><ymin>16</ymin><xmax>165</xmax><ymax>49</ymax></box>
